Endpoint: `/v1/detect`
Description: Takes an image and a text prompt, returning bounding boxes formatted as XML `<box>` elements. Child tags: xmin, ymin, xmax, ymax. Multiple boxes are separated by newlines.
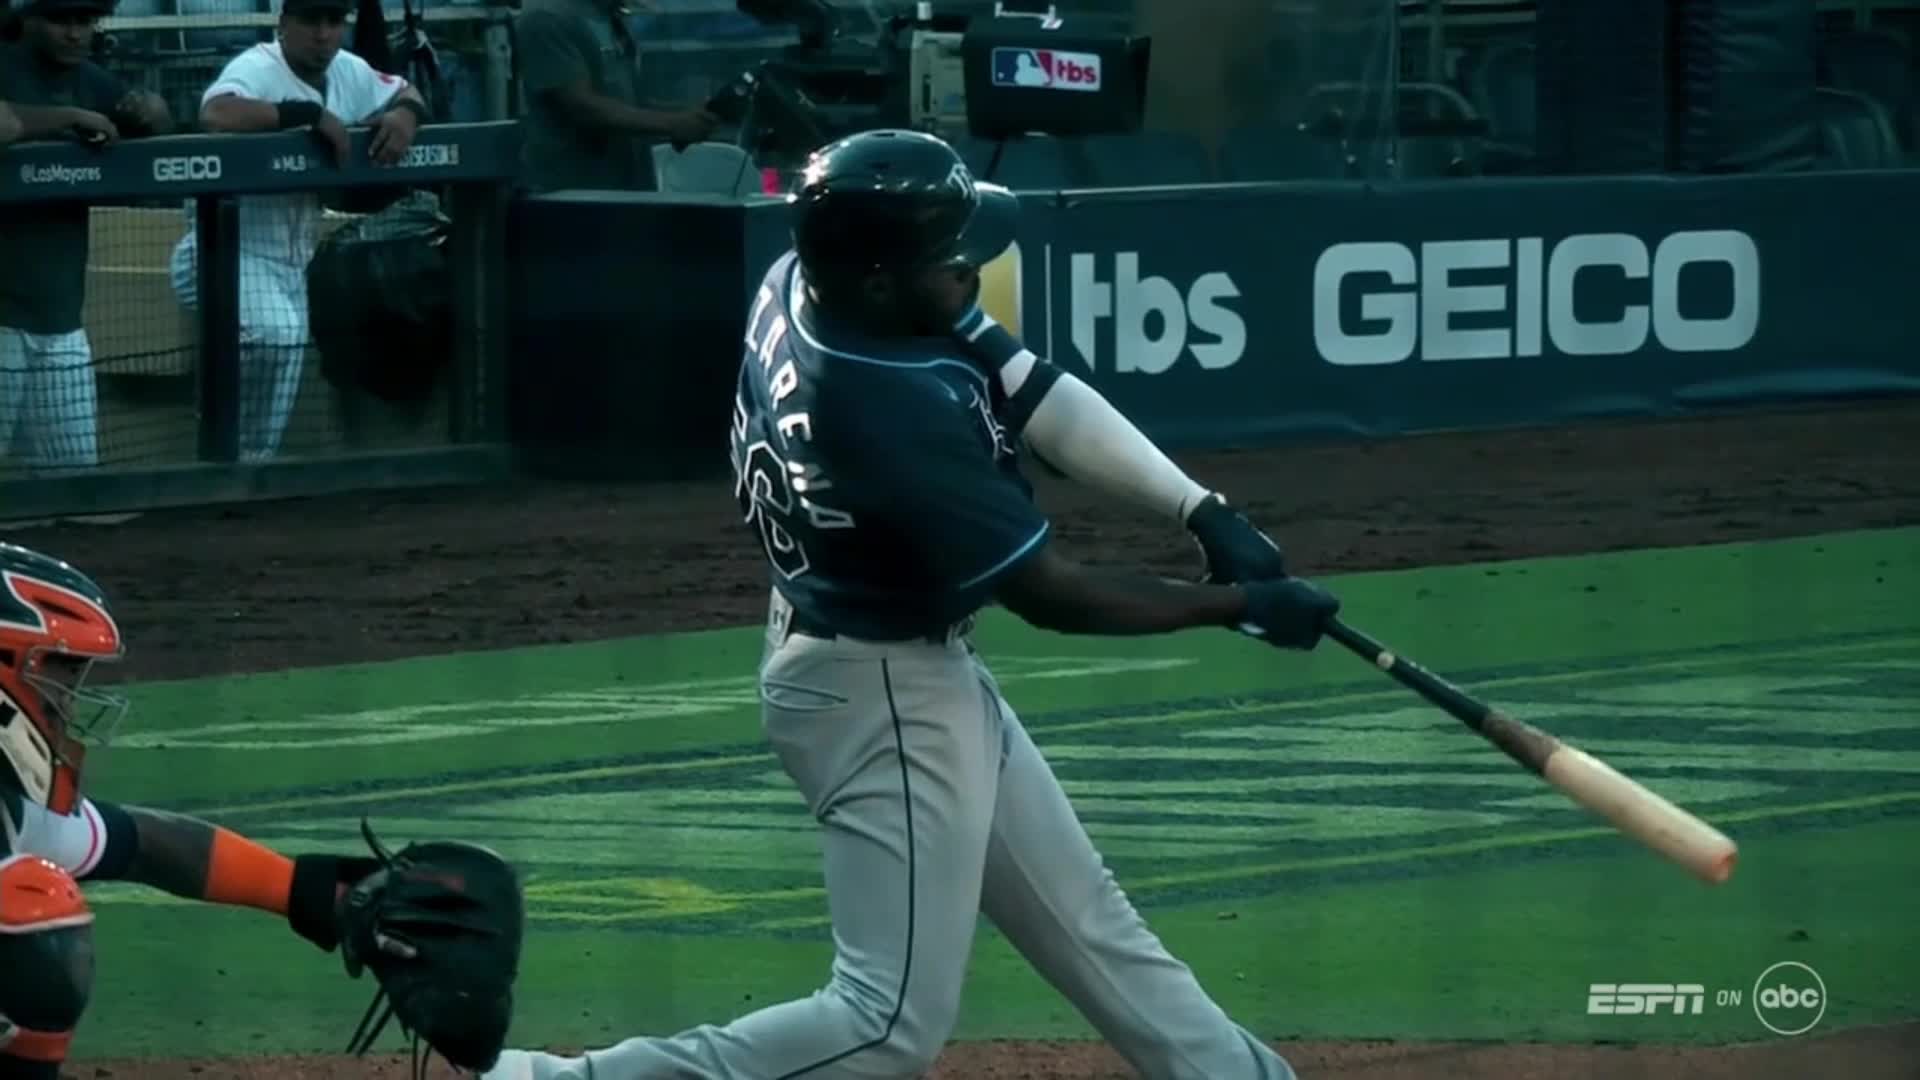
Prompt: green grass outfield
<box><xmin>80</xmin><ymin>527</ymin><xmax>1920</xmax><ymax>1059</ymax></box>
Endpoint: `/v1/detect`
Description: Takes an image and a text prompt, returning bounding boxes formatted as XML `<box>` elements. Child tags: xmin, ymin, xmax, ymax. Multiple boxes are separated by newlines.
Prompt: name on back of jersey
<box><xmin>731</xmin><ymin>283</ymin><xmax>855</xmax><ymax>581</ymax></box>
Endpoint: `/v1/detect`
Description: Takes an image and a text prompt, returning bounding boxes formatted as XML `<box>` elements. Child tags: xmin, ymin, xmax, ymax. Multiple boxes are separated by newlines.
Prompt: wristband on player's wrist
<box><xmin>275</xmin><ymin>100</ymin><xmax>324</xmax><ymax>129</ymax></box>
<box><xmin>386</xmin><ymin>97</ymin><xmax>430</xmax><ymax>126</ymax></box>
<box><xmin>287</xmin><ymin>852</ymin><xmax>377</xmax><ymax>952</ymax></box>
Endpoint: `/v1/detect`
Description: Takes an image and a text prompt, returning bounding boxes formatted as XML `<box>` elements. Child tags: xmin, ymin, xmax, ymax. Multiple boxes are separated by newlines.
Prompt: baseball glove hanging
<box><xmin>337</xmin><ymin>818</ymin><xmax>525</xmax><ymax>1078</ymax></box>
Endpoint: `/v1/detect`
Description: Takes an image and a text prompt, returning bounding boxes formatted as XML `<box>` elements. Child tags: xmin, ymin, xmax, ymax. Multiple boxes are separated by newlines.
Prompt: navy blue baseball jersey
<box><xmin>730</xmin><ymin>252</ymin><xmax>1061</xmax><ymax>639</ymax></box>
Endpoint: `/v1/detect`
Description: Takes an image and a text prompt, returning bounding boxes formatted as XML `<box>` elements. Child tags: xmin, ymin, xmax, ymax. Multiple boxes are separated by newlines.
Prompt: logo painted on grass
<box><xmin>1584</xmin><ymin>962</ymin><xmax>1828</xmax><ymax>1037</ymax></box>
<box><xmin>113</xmin><ymin>655</ymin><xmax>1198</xmax><ymax>750</ymax></box>
<box><xmin>90</xmin><ymin>641</ymin><xmax>1920</xmax><ymax>936</ymax></box>
<box><xmin>1753</xmin><ymin>961</ymin><xmax>1827</xmax><ymax>1037</ymax></box>
<box><xmin>1586</xmin><ymin>983</ymin><xmax>1706</xmax><ymax>1015</ymax></box>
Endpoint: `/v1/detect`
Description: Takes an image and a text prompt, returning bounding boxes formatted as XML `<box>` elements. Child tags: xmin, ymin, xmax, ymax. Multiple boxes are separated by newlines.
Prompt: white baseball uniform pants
<box><xmin>494</xmin><ymin>593</ymin><xmax>1298</xmax><ymax>1080</ymax></box>
<box><xmin>169</xmin><ymin>237</ymin><xmax>308</xmax><ymax>462</ymax></box>
<box><xmin>0</xmin><ymin>327</ymin><xmax>100</xmax><ymax>470</ymax></box>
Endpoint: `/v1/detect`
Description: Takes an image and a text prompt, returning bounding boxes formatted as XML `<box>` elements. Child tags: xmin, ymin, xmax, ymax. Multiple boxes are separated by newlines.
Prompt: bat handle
<box><xmin>1323</xmin><ymin>617</ymin><xmax>1383</xmax><ymax>662</ymax></box>
<box><xmin>1321</xmin><ymin>617</ymin><xmax>1495</xmax><ymax>733</ymax></box>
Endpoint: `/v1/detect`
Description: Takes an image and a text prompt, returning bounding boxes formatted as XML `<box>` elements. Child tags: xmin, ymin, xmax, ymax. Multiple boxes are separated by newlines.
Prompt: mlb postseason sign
<box><xmin>990</xmin><ymin>47</ymin><xmax>1103</xmax><ymax>92</ymax></box>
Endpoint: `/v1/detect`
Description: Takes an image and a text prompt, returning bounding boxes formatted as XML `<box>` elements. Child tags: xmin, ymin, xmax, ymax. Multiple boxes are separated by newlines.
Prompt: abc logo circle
<box><xmin>1752</xmin><ymin>962</ymin><xmax>1827</xmax><ymax>1036</ymax></box>
<box><xmin>1759</xmin><ymin>987</ymin><xmax>1818</xmax><ymax>1009</ymax></box>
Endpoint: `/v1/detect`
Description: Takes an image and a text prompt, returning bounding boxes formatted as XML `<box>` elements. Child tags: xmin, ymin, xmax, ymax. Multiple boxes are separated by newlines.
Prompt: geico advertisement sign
<box><xmin>153</xmin><ymin>155</ymin><xmax>223</xmax><ymax>182</ymax></box>
<box><xmin>1313</xmin><ymin>230</ymin><xmax>1761</xmax><ymax>365</ymax></box>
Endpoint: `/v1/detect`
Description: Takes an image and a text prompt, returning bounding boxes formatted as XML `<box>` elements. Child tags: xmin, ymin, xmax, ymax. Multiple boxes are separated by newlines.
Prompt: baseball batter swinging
<box><xmin>485</xmin><ymin>130</ymin><xmax>1339</xmax><ymax>1080</ymax></box>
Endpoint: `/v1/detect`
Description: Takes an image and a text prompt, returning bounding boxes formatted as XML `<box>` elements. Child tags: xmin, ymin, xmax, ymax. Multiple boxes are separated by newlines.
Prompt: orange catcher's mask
<box><xmin>0</xmin><ymin>543</ymin><xmax>127</xmax><ymax>816</ymax></box>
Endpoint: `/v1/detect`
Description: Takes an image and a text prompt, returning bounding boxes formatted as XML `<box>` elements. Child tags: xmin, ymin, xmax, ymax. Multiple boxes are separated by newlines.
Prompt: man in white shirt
<box><xmin>168</xmin><ymin>0</ymin><xmax>426</xmax><ymax>462</ymax></box>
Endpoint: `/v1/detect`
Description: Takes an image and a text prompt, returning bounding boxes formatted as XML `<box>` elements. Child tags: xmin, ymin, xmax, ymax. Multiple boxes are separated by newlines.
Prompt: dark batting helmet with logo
<box><xmin>790</xmin><ymin>128</ymin><xmax>1020</xmax><ymax>290</ymax></box>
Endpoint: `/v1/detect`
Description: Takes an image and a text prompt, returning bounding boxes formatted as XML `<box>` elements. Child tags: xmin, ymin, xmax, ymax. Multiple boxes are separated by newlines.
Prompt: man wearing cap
<box><xmin>0</xmin><ymin>0</ymin><xmax>172</xmax><ymax>471</ymax></box>
<box><xmin>512</xmin><ymin>0</ymin><xmax>718</xmax><ymax>193</ymax></box>
<box><xmin>165</xmin><ymin>0</ymin><xmax>427</xmax><ymax>462</ymax></box>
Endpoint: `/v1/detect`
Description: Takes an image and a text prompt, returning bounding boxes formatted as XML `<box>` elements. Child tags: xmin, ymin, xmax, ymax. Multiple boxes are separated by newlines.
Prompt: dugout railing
<box><xmin>0</xmin><ymin>122</ymin><xmax>519</xmax><ymax>521</ymax></box>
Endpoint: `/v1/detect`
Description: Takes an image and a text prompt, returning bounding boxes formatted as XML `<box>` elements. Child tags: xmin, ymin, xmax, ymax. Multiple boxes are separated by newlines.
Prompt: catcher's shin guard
<box><xmin>0</xmin><ymin>855</ymin><xmax>95</xmax><ymax>1079</ymax></box>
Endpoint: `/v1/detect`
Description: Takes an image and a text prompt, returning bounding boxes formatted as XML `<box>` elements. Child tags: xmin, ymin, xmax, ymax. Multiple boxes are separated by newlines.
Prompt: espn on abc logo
<box><xmin>1584</xmin><ymin>962</ymin><xmax>1829</xmax><ymax>1038</ymax></box>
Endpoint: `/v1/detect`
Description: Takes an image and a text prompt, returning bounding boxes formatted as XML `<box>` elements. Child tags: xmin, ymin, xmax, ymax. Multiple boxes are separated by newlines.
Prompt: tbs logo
<box><xmin>991</xmin><ymin>47</ymin><xmax>1103</xmax><ymax>93</ymax></box>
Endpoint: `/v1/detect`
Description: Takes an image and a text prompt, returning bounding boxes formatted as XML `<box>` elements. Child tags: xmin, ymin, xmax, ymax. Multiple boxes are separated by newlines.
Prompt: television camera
<box><xmin>704</xmin><ymin>1</ymin><xmax>1150</xmax><ymax>174</ymax></box>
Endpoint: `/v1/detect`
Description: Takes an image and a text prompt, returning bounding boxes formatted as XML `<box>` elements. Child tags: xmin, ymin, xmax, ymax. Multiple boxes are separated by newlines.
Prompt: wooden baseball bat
<box><xmin>1322</xmin><ymin>618</ymin><xmax>1738</xmax><ymax>886</ymax></box>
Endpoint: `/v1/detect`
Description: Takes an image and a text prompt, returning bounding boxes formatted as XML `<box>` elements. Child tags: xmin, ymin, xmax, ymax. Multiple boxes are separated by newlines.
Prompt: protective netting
<box><xmin>0</xmin><ymin>206</ymin><xmax>194</xmax><ymax>477</ymax></box>
<box><xmin>1127</xmin><ymin>0</ymin><xmax>1415</xmax><ymax>184</ymax></box>
<box><xmin>0</xmin><ymin>202</ymin><xmax>455</xmax><ymax>480</ymax></box>
<box><xmin>162</xmin><ymin>200</ymin><xmax>453</xmax><ymax>466</ymax></box>
<box><xmin>1136</xmin><ymin>0</ymin><xmax>1513</xmax><ymax>184</ymax></box>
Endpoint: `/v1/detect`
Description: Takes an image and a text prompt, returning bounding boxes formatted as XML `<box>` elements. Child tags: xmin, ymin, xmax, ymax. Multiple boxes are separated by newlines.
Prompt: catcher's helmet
<box><xmin>0</xmin><ymin>544</ymin><xmax>126</xmax><ymax>816</ymax></box>
<box><xmin>791</xmin><ymin>129</ymin><xmax>1019</xmax><ymax>289</ymax></box>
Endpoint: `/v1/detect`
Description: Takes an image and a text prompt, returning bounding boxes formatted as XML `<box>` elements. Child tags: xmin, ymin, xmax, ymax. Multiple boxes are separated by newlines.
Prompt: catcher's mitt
<box><xmin>337</xmin><ymin>818</ymin><xmax>525</xmax><ymax>1078</ymax></box>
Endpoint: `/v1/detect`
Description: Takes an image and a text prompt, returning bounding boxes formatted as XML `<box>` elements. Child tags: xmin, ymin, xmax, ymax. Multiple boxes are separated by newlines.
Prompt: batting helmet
<box><xmin>790</xmin><ymin>129</ymin><xmax>1019</xmax><ymax>289</ymax></box>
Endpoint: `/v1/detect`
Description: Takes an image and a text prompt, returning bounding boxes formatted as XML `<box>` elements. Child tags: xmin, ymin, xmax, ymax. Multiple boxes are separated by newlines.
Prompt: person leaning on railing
<box><xmin>0</xmin><ymin>0</ymin><xmax>173</xmax><ymax>473</ymax></box>
<box><xmin>164</xmin><ymin>0</ymin><xmax>427</xmax><ymax>463</ymax></box>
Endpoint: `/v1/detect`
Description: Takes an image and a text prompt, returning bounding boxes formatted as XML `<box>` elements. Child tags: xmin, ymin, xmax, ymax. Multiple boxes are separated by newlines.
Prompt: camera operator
<box><xmin>0</xmin><ymin>0</ymin><xmax>172</xmax><ymax>471</ymax></box>
<box><xmin>513</xmin><ymin>0</ymin><xmax>719</xmax><ymax>192</ymax></box>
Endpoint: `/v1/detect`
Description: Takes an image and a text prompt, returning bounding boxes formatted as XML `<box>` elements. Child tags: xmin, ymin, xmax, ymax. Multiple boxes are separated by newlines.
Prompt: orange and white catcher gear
<box><xmin>0</xmin><ymin>542</ymin><xmax>127</xmax><ymax>817</ymax></box>
<box><xmin>0</xmin><ymin>854</ymin><xmax>95</xmax><ymax>1072</ymax></box>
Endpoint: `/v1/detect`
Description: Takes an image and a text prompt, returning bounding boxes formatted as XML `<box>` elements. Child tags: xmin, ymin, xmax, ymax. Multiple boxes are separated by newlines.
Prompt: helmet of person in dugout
<box><xmin>790</xmin><ymin>128</ymin><xmax>1020</xmax><ymax>291</ymax></box>
<box><xmin>0</xmin><ymin>544</ymin><xmax>126</xmax><ymax>817</ymax></box>
<box><xmin>0</xmin><ymin>854</ymin><xmax>95</xmax><ymax>1069</ymax></box>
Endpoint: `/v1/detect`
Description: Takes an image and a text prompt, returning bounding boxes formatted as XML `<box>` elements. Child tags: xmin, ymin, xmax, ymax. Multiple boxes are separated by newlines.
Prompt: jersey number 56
<box><xmin>734</xmin><ymin>440</ymin><xmax>811</xmax><ymax>580</ymax></box>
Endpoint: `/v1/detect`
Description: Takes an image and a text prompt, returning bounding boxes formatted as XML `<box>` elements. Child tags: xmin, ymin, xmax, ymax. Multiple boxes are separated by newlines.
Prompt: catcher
<box><xmin>0</xmin><ymin>541</ymin><xmax>524</xmax><ymax>1079</ymax></box>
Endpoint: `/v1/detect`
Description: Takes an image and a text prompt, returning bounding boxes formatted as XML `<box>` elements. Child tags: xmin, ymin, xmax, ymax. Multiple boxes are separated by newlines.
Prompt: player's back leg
<box><xmin>972</xmin><ymin>659</ymin><xmax>1298</xmax><ymax>1080</ymax></box>
<box><xmin>0</xmin><ymin>855</ymin><xmax>95</xmax><ymax>1080</ymax></box>
<box><xmin>490</xmin><ymin>630</ymin><xmax>1007</xmax><ymax>1079</ymax></box>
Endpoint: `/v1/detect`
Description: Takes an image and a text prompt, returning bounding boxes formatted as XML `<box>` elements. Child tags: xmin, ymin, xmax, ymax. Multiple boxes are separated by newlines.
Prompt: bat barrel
<box><xmin>1322</xmin><ymin>617</ymin><xmax>1738</xmax><ymax>886</ymax></box>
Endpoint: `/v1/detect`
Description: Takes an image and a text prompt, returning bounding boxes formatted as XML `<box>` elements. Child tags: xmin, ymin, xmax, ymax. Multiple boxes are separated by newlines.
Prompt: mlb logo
<box><xmin>991</xmin><ymin>47</ymin><xmax>1104</xmax><ymax>93</ymax></box>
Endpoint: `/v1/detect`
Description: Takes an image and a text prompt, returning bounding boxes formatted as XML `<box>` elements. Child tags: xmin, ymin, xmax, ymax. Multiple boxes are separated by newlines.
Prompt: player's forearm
<box><xmin>557</xmin><ymin>87</ymin><xmax>685</xmax><ymax>138</ymax></box>
<box><xmin>199</xmin><ymin>95</ymin><xmax>290</xmax><ymax>133</ymax></box>
<box><xmin>92</xmin><ymin>802</ymin><xmax>364</xmax><ymax>952</ymax></box>
<box><xmin>92</xmin><ymin>803</ymin><xmax>295</xmax><ymax>913</ymax></box>
<box><xmin>1023</xmin><ymin>371</ymin><xmax>1211</xmax><ymax>522</ymax></box>
<box><xmin>999</xmin><ymin>551</ymin><xmax>1244</xmax><ymax>635</ymax></box>
<box><xmin>9</xmin><ymin>104</ymin><xmax>84</xmax><ymax>140</ymax></box>
<box><xmin>959</xmin><ymin>314</ymin><xmax>1210</xmax><ymax>523</ymax></box>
